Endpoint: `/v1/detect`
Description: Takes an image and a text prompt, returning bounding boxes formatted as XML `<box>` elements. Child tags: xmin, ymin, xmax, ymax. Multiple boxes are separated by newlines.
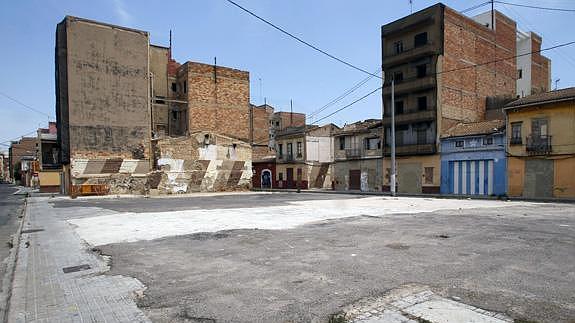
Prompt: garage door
<box><xmin>449</xmin><ymin>160</ymin><xmax>493</xmax><ymax>195</ymax></box>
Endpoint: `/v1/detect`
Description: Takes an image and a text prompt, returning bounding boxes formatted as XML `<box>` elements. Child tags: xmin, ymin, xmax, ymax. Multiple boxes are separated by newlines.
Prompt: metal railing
<box><xmin>345</xmin><ymin>148</ymin><xmax>362</xmax><ymax>158</ymax></box>
<box><xmin>526</xmin><ymin>135</ymin><xmax>552</xmax><ymax>154</ymax></box>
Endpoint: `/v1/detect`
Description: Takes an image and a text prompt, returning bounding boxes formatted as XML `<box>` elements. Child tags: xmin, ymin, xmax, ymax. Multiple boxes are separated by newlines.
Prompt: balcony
<box><xmin>345</xmin><ymin>148</ymin><xmax>362</xmax><ymax>158</ymax></box>
<box><xmin>384</xmin><ymin>143</ymin><xmax>436</xmax><ymax>156</ymax></box>
<box><xmin>526</xmin><ymin>135</ymin><xmax>552</xmax><ymax>155</ymax></box>
<box><xmin>277</xmin><ymin>154</ymin><xmax>296</xmax><ymax>163</ymax></box>
<box><xmin>383</xmin><ymin>42</ymin><xmax>437</xmax><ymax>67</ymax></box>
<box><xmin>383</xmin><ymin>76</ymin><xmax>436</xmax><ymax>96</ymax></box>
<box><xmin>383</xmin><ymin>108</ymin><xmax>436</xmax><ymax>126</ymax></box>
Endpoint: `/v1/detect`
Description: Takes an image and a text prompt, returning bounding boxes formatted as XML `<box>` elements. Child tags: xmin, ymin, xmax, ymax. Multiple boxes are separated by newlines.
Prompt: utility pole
<box><xmin>491</xmin><ymin>0</ymin><xmax>494</xmax><ymax>30</ymax></box>
<box><xmin>390</xmin><ymin>79</ymin><xmax>396</xmax><ymax>196</ymax></box>
<box><xmin>381</xmin><ymin>72</ymin><xmax>385</xmax><ymax>194</ymax></box>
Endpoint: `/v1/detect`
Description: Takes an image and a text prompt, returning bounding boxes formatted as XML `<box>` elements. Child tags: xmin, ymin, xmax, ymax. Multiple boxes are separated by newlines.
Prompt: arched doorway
<box><xmin>261</xmin><ymin>169</ymin><xmax>272</xmax><ymax>189</ymax></box>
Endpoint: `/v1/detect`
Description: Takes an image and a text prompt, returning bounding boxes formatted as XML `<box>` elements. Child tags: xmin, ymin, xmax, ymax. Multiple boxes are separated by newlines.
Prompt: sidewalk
<box><xmin>6</xmin><ymin>196</ymin><xmax>149</xmax><ymax>323</ymax></box>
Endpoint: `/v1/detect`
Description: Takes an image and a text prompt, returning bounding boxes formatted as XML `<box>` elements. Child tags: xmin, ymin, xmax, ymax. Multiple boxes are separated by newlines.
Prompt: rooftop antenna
<box><xmin>290</xmin><ymin>99</ymin><xmax>293</xmax><ymax>126</ymax></box>
<box><xmin>409</xmin><ymin>0</ymin><xmax>413</xmax><ymax>14</ymax></box>
<box><xmin>169</xmin><ymin>30</ymin><xmax>172</xmax><ymax>58</ymax></box>
<box><xmin>554</xmin><ymin>78</ymin><xmax>560</xmax><ymax>90</ymax></box>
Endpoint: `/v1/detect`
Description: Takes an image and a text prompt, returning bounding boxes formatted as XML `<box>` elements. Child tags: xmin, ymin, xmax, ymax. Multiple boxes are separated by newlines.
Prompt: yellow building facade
<box><xmin>505</xmin><ymin>89</ymin><xmax>575</xmax><ymax>199</ymax></box>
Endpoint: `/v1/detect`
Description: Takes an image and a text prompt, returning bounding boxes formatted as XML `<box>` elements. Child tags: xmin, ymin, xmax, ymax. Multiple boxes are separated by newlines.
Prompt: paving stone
<box><xmin>7</xmin><ymin>197</ymin><xmax>150</xmax><ymax>322</ymax></box>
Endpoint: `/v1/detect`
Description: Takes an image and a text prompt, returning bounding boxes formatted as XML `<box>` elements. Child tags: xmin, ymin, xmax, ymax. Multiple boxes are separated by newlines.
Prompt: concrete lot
<box><xmin>46</xmin><ymin>192</ymin><xmax>575</xmax><ymax>323</ymax></box>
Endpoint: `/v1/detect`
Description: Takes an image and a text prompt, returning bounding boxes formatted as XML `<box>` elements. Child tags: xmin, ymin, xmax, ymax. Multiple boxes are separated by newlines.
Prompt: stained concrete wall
<box><xmin>57</xmin><ymin>16</ymin><xmax>151</xmax><ymax>163</ymax></box>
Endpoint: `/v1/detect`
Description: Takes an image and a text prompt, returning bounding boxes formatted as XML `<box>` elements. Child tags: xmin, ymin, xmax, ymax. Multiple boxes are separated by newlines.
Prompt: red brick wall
<box><xmin>10</xmin><ymin>137</ymin><xmax>37</xmax><ymax>170</ymax></box>
<box><xmin>185</xmin><ymin>62</ymin><xmax>251</xmax><ymax>141</ymax></box>
<box><xmin>531</xmin><ymin>35</ymin><xmax>551</xmax><ymax>94</ymax></box>
<box><xmin>440</xmin><ymin>9</ymin><xmax>517</xmax><ymax>133</ymax></box>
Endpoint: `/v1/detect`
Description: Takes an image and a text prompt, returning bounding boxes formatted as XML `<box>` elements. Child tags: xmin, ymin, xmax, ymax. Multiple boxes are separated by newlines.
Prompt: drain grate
<box><xmin>62</xmin><ymin>264</ymin><xmax>91</xmax><ymax>273</ymax></box>
<box><xmin>21</xmin><ymin>228</ymin><xmax>44</xmax><ymax>234</ymax></box>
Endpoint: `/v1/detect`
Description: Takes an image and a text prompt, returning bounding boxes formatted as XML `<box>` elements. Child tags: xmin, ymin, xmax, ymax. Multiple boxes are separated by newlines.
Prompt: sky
<box><xmin>1</xmin><ymin>0</ymin><xmax>574</xmax><ymax>153</ymax></box>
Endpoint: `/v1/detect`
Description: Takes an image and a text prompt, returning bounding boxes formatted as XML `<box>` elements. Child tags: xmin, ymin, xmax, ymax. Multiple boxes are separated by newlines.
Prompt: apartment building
<box><xmin>505</xmin><ymin>88</ymin><xmax>575</xmax><ymax>199</ymax></box>
<box><xmin>332</xmin><ymin>119</ymin><xmax>383</xmax><ymax>191</ymax></box>
<box><xmin>381</xmin><ymin>4</ymin><xmax>550</xmax><ymax>194</ymax></box>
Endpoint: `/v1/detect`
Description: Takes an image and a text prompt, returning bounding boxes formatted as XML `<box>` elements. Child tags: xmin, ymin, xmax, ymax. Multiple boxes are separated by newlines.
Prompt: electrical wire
<box><xmin>312</xmin><ymin>87</ymin><xmax>382</xmax><ymax>125</ymax></box>
<box><xmin>460</xmin><ymin>1</ymin><xmax>492</xmax><ymax>13</ymax></box>
<box><xmin>0</xmin><ymin>130</ymin><xmax>38</xmax><ymax>145</ymax></box>
<box><xmin>307</xmin><ymin>69</ymin><xmax>381</xmax><ymax>120</ymax></box>
<box><xmin>0</xmin><ymin>91</ymin><xmax>53</xmax><ymax>119</ymax></box>
<box><xmin>222</xmin><ymin>0</ymin><xmax>381</xmax><ymax>79</ymax></box>
<box><xmin>494</xmin><ymin>1</ymin><xmax>575</xmax><ymax>13</ymax></box>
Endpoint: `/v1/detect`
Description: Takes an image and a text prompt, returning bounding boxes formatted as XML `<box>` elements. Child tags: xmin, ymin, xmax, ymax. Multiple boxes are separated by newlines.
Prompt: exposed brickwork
<box><xmin>441</xmin><ymin>9</ymin><xmax>517</xmax><ymax>133</ymax></box>
<box><xmin>251</xmin><ymin>104</ymin><xmax>274</xmax><ymax>160</ymax></box>
<box><xmin>530</xmin><ymin>34</ymin><xmax>551</xmax><ymax>94</ymax></box>
<box><xmin>184</xmin><ymin>62</ymin><xmax>251</xmax><ymax>142</ymax></box>
<box><xmin>9</xmin><ymin>137</ymin><xmax>37</xmax><ymax>172</ymax></box>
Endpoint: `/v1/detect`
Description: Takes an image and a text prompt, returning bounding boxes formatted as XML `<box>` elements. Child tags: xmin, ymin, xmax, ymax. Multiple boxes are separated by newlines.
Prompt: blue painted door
<box><xmin>448</xmin><ymin>160</ymin><xmax>494</xmax><ymax>195</ymax></box>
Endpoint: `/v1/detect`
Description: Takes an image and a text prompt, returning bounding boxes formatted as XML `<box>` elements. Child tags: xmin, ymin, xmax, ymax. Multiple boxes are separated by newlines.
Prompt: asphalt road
<box><xmin>57</xmin><ymin>193</ymin><xmax>575</xmax><ymax>323</ymax></box>
<box><xmin>0</xmin><ymin>184</ymin><xmax>24</xmax><ymax>293</ymax></box>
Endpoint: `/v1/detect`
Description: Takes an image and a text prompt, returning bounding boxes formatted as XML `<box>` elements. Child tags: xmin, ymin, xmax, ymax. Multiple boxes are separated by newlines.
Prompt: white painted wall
<box><xmin>306</xmin><ymin>136</ymin><xmax>333</xmax><ymax>163</ymax></box>
<box><xmin>516</xmin><ymin>31</ymin><xmax>532</xmax><ymax>97</ymax></box>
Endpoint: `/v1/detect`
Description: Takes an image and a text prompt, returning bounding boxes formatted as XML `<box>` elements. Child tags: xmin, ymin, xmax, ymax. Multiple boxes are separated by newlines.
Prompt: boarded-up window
<box><xmin>424</xmin><ymin>167</ymin><xmax>434</xmax><ymax>184</ymax></box>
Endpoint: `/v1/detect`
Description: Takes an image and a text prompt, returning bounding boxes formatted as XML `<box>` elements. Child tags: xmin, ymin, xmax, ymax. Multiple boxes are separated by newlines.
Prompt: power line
<box><xmin>498</xmin><ymin>3</ymin><xmax>575</xmax><ymax>70</ymax></box>
<box><xmin>460</xmin><ymin>1</ymin><xmax>492</xmax><ymax>13</ymax></box>
<box><xmin>0</xmin><ymin>130</ymin><xmax>38</xmax><ymax>145</ymax></box>
<box><xmin>312</xmin><ymin>87</ymin><xmax>382</xmax><ymax>125</ymax></box>
<box><xmin>307</xmin><ymin>69</ymin><xmax>381</xmax><ymax>120</ymax></box>
<box><xmin>0</xmin><ymin>91</ymin><xmax>53</xmax><ymax>119</ymax></box>
<box><xmin>222</xmin><ymin>0</ymin><xmax>381</xmax><ymax>79</ymax></box>
<box><xmin>494</xmin><ymin>1</ymin><xmax>575</xmax><ymax>13</ymax></box>
<box><xmin>434</xmin><ymin>40</ymin><xmax>575</xmax><ymax>77</ymax></box>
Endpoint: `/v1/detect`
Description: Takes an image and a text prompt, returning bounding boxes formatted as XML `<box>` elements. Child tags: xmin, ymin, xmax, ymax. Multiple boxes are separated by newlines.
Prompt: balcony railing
<box><xmin>510</xmin><ymin>137</ymin><xmax>522</xmax><ymax>145</ymax></box>
<box><xmin>278</xmin><ymin>154</ymin><xmax>295</xmax><ymax>162</ymax></box>
<box><xmin>526</xmin><ymin>135</ymin><xmax>552</xmax><ymax>155</ymax></box>
<box><xmin>383</xmin><ymin>42</ymin><xmax>436</xmax><ymax>67</ymax></box>
<box><xmin>345</xmin><ymin>148</ymin><xmax>362</xmax><ymax>158</ymax></box>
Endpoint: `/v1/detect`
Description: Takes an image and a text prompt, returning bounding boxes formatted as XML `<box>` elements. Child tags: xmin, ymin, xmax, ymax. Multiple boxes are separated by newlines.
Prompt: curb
<box><xmin>251</xmin><ymin>188</ymin><xmax>575</xmax><ymax>204</ymax></box>
<box><xmin>0</xmin><ymin>196</ymin><xmax>27</xmax><ymax>323</ymax></box>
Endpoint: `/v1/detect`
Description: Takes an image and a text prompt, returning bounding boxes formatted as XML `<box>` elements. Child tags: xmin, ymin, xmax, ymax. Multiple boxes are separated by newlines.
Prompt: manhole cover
<box><xmin>62</xmin><ymin>264</ymin><xmax>91</xmax><ymax>273</ymax></box>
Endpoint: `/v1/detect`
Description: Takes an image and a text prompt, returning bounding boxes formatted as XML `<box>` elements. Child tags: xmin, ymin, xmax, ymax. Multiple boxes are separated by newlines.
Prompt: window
<box><xmin>287</xmin><ymin>143</ymin><xmax>293</xmax><ymax>158</ymax></box>
<box><xmin>275</xmin><ymin>121</ymin><xmax>280</xmax><ymax>127</ymax></box>
<box><xmin>424</xmin><ymin>167</ymin><xmax>434</xmax><ymax>184</ymax></box>
<box><xmin>278</xmin><ymin>143</ymin><xmax>283</xmax><ymax>156</ymax></box>
<box><xmin>296</xmin><ymin>141</ymin><xmax>303</xmax><ymax>157</ymax></box>
<box><xmin>416</xmin><ymin>128</ymin><xmax>427</xmax><ymax>145</ymax></box>
<box><xmin>365</xmin><ymin>138</ymin><xmax>381</xmax><ymax>150</ymax></box>
<box><xmin>417</xmin><ymin>96</ymin><xmax>427</xmax><ymax>111</ymax></box>
<box><xmin>532</xmin><ymin>118</ymin><xmax>548</xmax><ymax>137</ymax></box>
<box><xmin>455</xmin><ymin>140</ymin><xmax>464</xmax><ymax>147</ymax></box>
<box><xmin>483</xmin><ymin>137</ymin><xmax>493</xmax><ymax>145</ymax></box>
<box><xmin>518</xmin><ymin>69</ymin><xmax>523</xmax><ymax>79</ymax></box>
<box><xmin>414</xmin><ymin>32</ymin><xmax>428</xmax><ymax>48</ymax></box>
<box><xmin>395</xmin><ymin>101</ymin><xmax>404</xmax><ymax>115</ymax></box>
<box><xmin>511</xmin><ymin>122</ymin><xmax>522</xmax><ymax>144</ymax></box>
<box><xmin>183</xmin><ymin>81</ymin><xmax>187</xmax><ymax>93</ymax></box>
<box><xmin>393</xmin><ymin>41</ymin><xmax>404</xmax><ymax>54</ymax></box>
<box><xmin>339</xmin><ymin>137</ymin><xmax>346</xmax><ymax>150</ymax></box>
<box><xmin>279</xmin><ymin>172</ymin><xmax>283</xmax><ymax>181</ymax></box>
<box><xmin>416</xmin><ymin>64</ymin><xmax>427</xmax><ymax>78</ymax></box>
<box><xmin>393</xmin><ymin>71</ymin><xmax>403</xmax><ymax>83</ymax></box>
<box><xmin>171</xmin><ymin>82</ymin><xmax>177</xmax><ymax>92</ymax></box>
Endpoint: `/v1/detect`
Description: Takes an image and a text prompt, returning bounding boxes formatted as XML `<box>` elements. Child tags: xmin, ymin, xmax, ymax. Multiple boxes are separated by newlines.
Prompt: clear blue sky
<box><xmin>1</xmin><ymin>0</ymin><xmax>574</xmax><ymax>152</ymax></box>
